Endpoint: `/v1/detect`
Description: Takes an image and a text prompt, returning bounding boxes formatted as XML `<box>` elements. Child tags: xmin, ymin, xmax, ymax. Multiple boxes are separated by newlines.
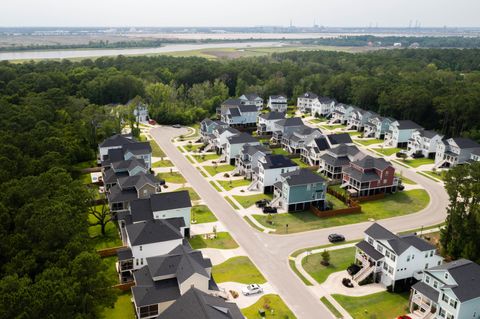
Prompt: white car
<box><xmin>242</xmin><ymin>284</ymin><xmax>263</xmax><ymax>296</ymax></box>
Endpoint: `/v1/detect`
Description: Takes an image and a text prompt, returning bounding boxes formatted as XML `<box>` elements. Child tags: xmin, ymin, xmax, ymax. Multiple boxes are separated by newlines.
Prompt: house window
<box><xmin>425</xmin><ymin>252</ymin><xmax>428</xmax><ymax>258</ymax></box>
<box><xmin>430</xmin><ymin>251</ymin><xmax>434</xmax><ymax>257</ymax></box>
<box><xmin>449</xmin><ymin>299</ymin><xmax>457</xmax><ymax>309</ymax></box>
<box><xmin>442</xmin><ymin>293</ymin><xmax>449</xmax><ymax>303</ymax></box>
<box><xmin>139</xmin><ymin>246</ymin><xmax>142</xmax><ymax>251</ymax></box>
<box><xmin>139</xmin><ymin>304</ymin><xmax>159</xmax><ymax>318</ymax></box>
<box><xmin>433</xmin><ymin>281</ymin><xmax>438</xmax><ymax>288</ymax></box>
<box><xmin>136</xmin><ymin>259</ymin><xmax>139</xmax><ymax>266</ymax></box>
<box><xmin>438</xmin><ymin>308</ymin><xmax>446</xmax><ymax>318</ymax></box>
<box><xmin>425</xmin><ymin>276</ymin><xmax>430</xmax><ymax>283</ymax></box>
<box><xmin>425</xmin><ymin>263</ymin><xmax>429</xmax><ymax>269</ymax></box>
<box><xmin>407</xmin><ymin>255</ymin><xmax>411</xmax><ymax>262</ymax></box>
<box><xmin>444</xmin><ymin>273</ymin><xmax>449</xmax><ymax>280</ymax></box>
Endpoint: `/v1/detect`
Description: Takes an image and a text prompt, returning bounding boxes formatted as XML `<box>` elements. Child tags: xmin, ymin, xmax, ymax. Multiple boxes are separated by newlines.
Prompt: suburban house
<box><xmin>131</xmin><ymin>244</ymin><xmax>219</xmax><ymax>319</ymax></box>
<box><xmin>257</xmin><ymin>111</ymin><xmax>285</xmax><ymax>135</ymax></box>
<box><xmin>409</xmin><ymin>259</ymin><xmax>480</xmax><ymax>319</ymax></box>
<box><xmin>224</xmin><ymin>132</ymin><xmax>260</xmax><ymax>165</ymax></box>
<box><xmin>329</xmin><ymin>103</ymin><xmax>349</xmax><ymax>124</ymax></box>
<box><xmin>272</xmin><ymin>169</ymin><xmax>327</xmax><ymax>212</ymax></box>
<box><xmin>407</xmin><ymin>130</ymin><xmax>445</xmax><ymax>159</ymax></box>
<box><xmin>347</xmin><ymin>109</ymin><xmax>377</xmax><ymax>132</ymax></box>
<box><xmin>326</xmin><ymin>133</ymin><xmax>354</xmax><ymax>146</ymax></box>
<box><xmin>319</xmin><ymin>144</ymin><xmax>365</xmax><ymax>180</ymax></box>
<box><xmin>107</xmin><ymin>173</ymin><xmax>163</xmax><ymax>213</ymax></box>
<box><xmin>355</xmin><ymin>223</ymin><xmax>442</xmax><ymax>290</ymax></box>
<box><xmin>239</xmin><ymin>93</ymin><xmax>264</xmax><ymax>110</ymax></box>
<box><xmin>267</xmin><ymin>95</ymin><xmax>288</xmax><ymax>112</ymax></box>
<box><xmin>216</xmin><ymin>98</ymin><xmax>243</xmax><ymax>118</ymax></box>
<box><xmin>98</xmin><ymin>133</ymin><xmax>133</xmax><ymax>164</ymax></box>
<box><xmin>471</xmin><ymin>149</ymin><xmax>480</xmax><ymax>162</ymax></box>
<box><xmin>434</xmin><ymin>137</ymin><xmax>480</xmax><ymax>168</ymax></box>
<box><xmin>235</xmin><ymin>144</ymin><xmax>271</xmax><ymax>179</ymax></box>
<box><xmin>342</xmin><ymin>155</ymin><xmax>398</xmax><ymax>197</ymax></box>
<box><xmin>103</xmin><ymin>157</ymin><xmax>148</xmax><ymax>190</ymax></box>
<box><xmin>101</xmin><ymin>140</ymin><xmax>153</xmax><ymax>170</ymax></box>
<box><xmin>134</xmin><ymin>103</ymin><xmax>149</xmax><ymax>123</ymax></box>
<box><xmin>364</xmin><ymin>116</ymin><xmax>395</xmax><ymax>139</ymax></box>
<box><xmin>311</xmin><ymin>97</ymin><xmax>336</xmax><ymax>117</ymax></box>
<box><xmin>158</xmin><ymin>287</ymin><xmax>243</xmax><ymax>319</ymax></box>
<box><xmin>384</xmin><ymin>120</ymin><xmax>424</xmax><ymax>148</ymax></box>
<box><xmin>210</xmin><ymin>126</ymin><xmax>240</xmax><ymax>154</ymax></box>
<box><xmin>200</xmin><ymin>118</ymin><xmax>228</xmax><ymax>142</ymax></box>
<box><xmin>299</xmin><ymin>133</ymin><xmax>353</xmax><ymax>166</ymax></box>
<box><xmin>281</xmin><ymin>126</ymin><xmax>323</xmax><ymax>154</ymax></box>
<box><xmin>126</xmin><ymin>190</ymin><xmax>192</xmax><ymax>237</ymax></box>
<box><xmin>220</xmin><ymin>104</ymin><xmax>258</xmax><ymax>128</ymax></box>
<box><xmin>297</xmin><ymin>92</ymin><xmax>319</xmax><ymax>114</ymax></box>
<box><xmin>271</xmin><ymin>117</ymin><xmax>305</xmax><ymax>144</ymax></box>
<box><xmin>251</xmin><ymin>154</ymin><xmax>299</xmax><ymax>193</ymax></box>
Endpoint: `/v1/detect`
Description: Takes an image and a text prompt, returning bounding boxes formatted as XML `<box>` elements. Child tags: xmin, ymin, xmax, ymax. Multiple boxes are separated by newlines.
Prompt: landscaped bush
<box><xmin>359</xmin><ymin>273</ymin><xmax>374</xmax><ymax>286</ymax></box>
<box><xmin>224</xmin><ymin>173</ymin><xmax>230</xmax><ymax>178</ymax></box>
<box><xmin>230</xmin><ymin>290</ymin><xmax>239</xmax><ymax>298</ymax></box>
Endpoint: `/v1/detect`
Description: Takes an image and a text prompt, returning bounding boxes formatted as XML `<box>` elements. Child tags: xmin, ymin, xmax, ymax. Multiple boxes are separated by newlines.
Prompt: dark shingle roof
<box><xmin>326</xmin><ymin>133</ymin><xmax>353</xmax><ymax>145</ymax></box>
<box><xmin>318</xmin><ymin>96</ymin><xmax>336</xmax><ymax>103</ymax></box>
<box><xmin>261</xmin><ymin>155</ymin><xmax>297</xmax><ymax>169</ymax></box>
<box><xmin>150</xmin><ymin>191</ymin><xmax>192</xmax><ymax>211</ymax></box>
<box><xmin>242</xmin><ymin>93</ymin><xmax>261</xmax><ymax>100</ymax></box>
<box><xmin>259</xmin><ymin>111</ymin><xmax>285</xmax><ymax>120</ymax></box>
<box><xmin>123</xmin><ymin>142</ymin><xmax>152</xmax><ymax>155</ymax></box>
<box><xmin>270</xmin><ymin>95</ymin><xmax>286</xmax><ymax>99</ymax></box>
<box><xmin>356</xmin><ymin>240</ymin><xmax>384</xmax><ymax>261</ymax></box>
<box><xmin>420</xmin><ymin>130</ymin><xmax>442</xmax><ymax>139</ymax></box>
<box><xmin>319</xmin><ymin>153</ymin><xmax>351</xmax><ymax>167</ymax></box>
<box><xmin>112</xmin><ymin>157</ymin><xmax>146</xmax><ymax>172</ymax></box>
<box><xmin>238</xmin><ymin>104</ymin><xmax>258</xmax><ymax>113</ymax></box>
<box><xmin>222</xmin><ymin>98</ymin><xmax>243</xmax><ymax>106</ymax></box>
<box><xmin>99</xmin><ymin>134</ymin><xmax>134</xmax><ymax>148</ymax></box>
<box><xmin>400</xmin><ymin>234</ymin><xmax>436</xmax><ymax>252</ymax></box>
<box><xmin>157</xmin><ymin>287</ymin><xmax>244</xmax><ymax>319</ymax></box>
<box><xmin>450</xmin><ymin>138</ymin><xmax>480</xmax><ymax>149</ymax></box>
<box><xmin>328</xmin><ymin>144</ymin><xmax>362</xmax><ymax>157</ymax></box>
<box><xmin>227</xmin><ymin>107</ymin><xmax>241</xmax><ymax>117</ymax></box>
<box><xmin>300</xmin><ymin>92</ymin><xmax>318</xmax><ymax>99</ymax></box>
<box><xmin>117</xmin><ymin>247</ymin><xmax>133</xmax><ymax>261</ymax></box>
<box><xmin>412</xmin><ymin>281</ymin><xmax>440</xmax><ymax>302</ymax></box>
<box><xmin>107</xmin><ymin>185</ymin><xmax>140</xmax><ymax>204</ymax></box>
<box><xmin>276</xmin><ymin>117</ymin><xmax>304</xmax><ymax>127</ymax></box>
<box><xmin>227</xmin><ymin>132</ymin><xmax>259</xmax><ymax>144</ymax></box>
<box><xmin>427</xmin><ymin>259</ymin><xmax>480</xmax><ymax>302</ymax></box>
<box><xmin>117</xmin><ymin>173</ymin><xmax>161</xmax><ymax>190</ymax></box>
<box><xmin>132</xmin><ymin>267</ymin><xmax>180</xmax><ymax>307</ymax></box>
<box><xmin>241</xmin><ymin>144</ymin><xmax>270</xmax><ymax>156</ymax></box>
<box><xmin>352</xmin><ymin>155</ymin><xmax>391</xmax><ymax>170</ymax></box>
<box><xmin>396</xmin><ymin>120</ymin><xmax>423</xmax><ymax>130</ymax></box>
<box><xmin>343</xmin><ymin>166</ymin><xmax>381</xmax><ymax>182</ymax></box>
<box><xmin>126</xmin><ymin>218</ymin><xmax>184</xmax><ymax>246</ymax></box>
<box><xmin>365</xmin><ymin>223</ymin><xmax>397</xmax><ymax>240</ymax></box>
<box><xmin>280</xmin><ymin>169</ymin><xmax>326</xmax><ymax>186</ymax></box>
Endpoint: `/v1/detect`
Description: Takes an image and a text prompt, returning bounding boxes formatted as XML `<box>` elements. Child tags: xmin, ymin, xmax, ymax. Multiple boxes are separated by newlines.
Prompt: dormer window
<box><xmin>444</xmin><ymin>273</ymin><xmax>449</xmax><ymax>280</ymax></box>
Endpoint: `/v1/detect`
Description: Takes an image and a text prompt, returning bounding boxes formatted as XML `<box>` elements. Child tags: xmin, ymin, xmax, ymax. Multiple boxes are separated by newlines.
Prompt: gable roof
<box><xmin>129</xmin><ymin>191</ymin><xmax>191</xmax><ymax>223</ymax></box>
<box><xmin>270</xmin><ymin>95</ymin><xmax>286</xmax><ymax>99</ymax></box>
<box><xmin>352</xmin><ymin>155</ymin><xmax>391</xmax><ymax>170</ymax></box>
<box><xmin>365</xmin><ymin>223</ymin><xmax>397</xmax><ymax>240</ymax></box>
<box><xmin>227</xmin><ymin>132</ymin><xmax>259</xmax><ymax>144</ymax></box>
<box><xmin>132</xmin><ymin>267</ymin><xmax>180</xmax><ymax>307</ymax></box>
<box><xmin>261</xmin><ymin>154</ymin><xmax>297</xmax><ymax>169</ymax></box>
<box><xmin>450</xmin><ymin>137</ymin><xmax>480</xmax><ymax>149</ymax></box>
<box><xmin>419</xmin><ymin>130</ymin><xmax>442</xmax><ymax>139</ymax></box>
<box><xmin>241</xmin><ymin>93</ymin><xmax>262</xmax><ymax>100</ymax></box>
<box><xmin>259</xmin><ymin>111</ymin><xmax>285</xmax><ymax>120</ymax></box>
<box><xmin>126</xmin><ymin>218</ymin><xmax>184</xmax><ymax>246</ymax></box>
<box><xmin>326</xmin><ymin>133</ymin><xmax>353</xmax><ymax>145</ymax></box>
<box><xmin>157</xmin><ymin>287</ymin><xmax>244</xmax><ymax>319</ymax></box>
<box><xmin>111</xmin><ymin>157</ymin><xmax>146</xmax><ymax>172</ymax></box>
<box><xmin>300</xmin><ymin>92</ymin><xmax>318</xmax><ymax>99</ymax></box>
<box><xmin>241</xmin><ymin>144</ymin><xmax>270</xmax><ymax>156</ymax></box>
<box><xmin>395</xmin><ymin>120</ymin><xmax>423</xmax><ymax>130</ymax></box>
<box><xmin>123</xmin><ymin>141</ymin><xmax>152</xmax><ymax>155</ymax></box>
<box><xmin>99</xmin><ymin>134</ymin><xmax>134</xmax><ymax>148</ymax></box>
<box><xmin>275</xmin><ymin>117</ymin><xmax>304</xmax><ymax>127</ymax></box>
<box><xmin>318</xmin><ymin>96</ymin><xmax>336</xmax><ymax>103</ymax></box>
<box><xmin>238</xmin><ymin>104</ymin><xmax>258</xmax><ymax>113</ymax></box>
<box><xmin>281</xmin><ymin>169</ymin><xmax>326</xmax><ymax>186</ymax></box>
<box><xmin>117</xmin><ymin>173</ymin><xmax>161</xmax><ymax>190</ymax></box>
<box><xmin>222</xmin><ymin>98</ymin><xmax>243</xmax><ymax>106</ymax></box>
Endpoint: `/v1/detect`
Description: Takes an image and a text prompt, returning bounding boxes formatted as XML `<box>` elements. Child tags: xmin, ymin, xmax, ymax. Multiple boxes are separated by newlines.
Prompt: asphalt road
<box><xmin>151</xmin><ymin>126</ymin><xmax>448</xmax><ymax>319</ymax></box>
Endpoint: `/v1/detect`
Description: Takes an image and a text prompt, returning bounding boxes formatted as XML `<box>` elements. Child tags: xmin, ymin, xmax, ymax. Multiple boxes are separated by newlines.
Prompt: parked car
<box><xmin>396</xmin><ymin>150</ymin><xmax>408</xmax><ymax>158</ymax></box>
<box><xmin>172</xmin><ymin>124</ymin><xmax>181</xmax><ymax>128</ymax></box>
<box><xmin>255</xmin><ymin>199</ymin><xmax>270</xmax><ymax>208</ymax></box>
<box><xmin>411</xmin><ymin>152</ymin><xmax>424</xmax><ymax>159</ymax></box>
<box><xmin>262</xmin><ymin>206</ymin><xmax>277</xmax><ymax>214</ymax></box>
<box><xmin>398</xmin><ymin>184</ymin><xmax>405</xmax><ymax>191</ymax></box>
<box><xmin>148</xmin><ymin>119</ymin><xmax>157</xmax><ymax>125</ymax></box>
<box><xmin>242</xmin><ymin>284</ymin><xmax>263</xmax><ymax>296</ymax></box>
<box><xmin>328</xmin><ymin>233</ymin><xmax>345</xmax><ymax>243</ymax></box>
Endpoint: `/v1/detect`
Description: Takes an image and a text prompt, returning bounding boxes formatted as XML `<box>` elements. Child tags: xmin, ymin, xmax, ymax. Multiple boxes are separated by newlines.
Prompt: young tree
<box><xmin>321</xmin><ymin>250</ymin><xmax>331</xmax><ymax>266</ymax></box>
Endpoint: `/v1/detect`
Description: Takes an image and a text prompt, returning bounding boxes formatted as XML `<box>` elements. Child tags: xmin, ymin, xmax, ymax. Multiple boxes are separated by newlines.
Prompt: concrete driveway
<box><xmin>150</xmin><ymin>125</ymin><xmax>448</xmax><ymax>319</ymax></box>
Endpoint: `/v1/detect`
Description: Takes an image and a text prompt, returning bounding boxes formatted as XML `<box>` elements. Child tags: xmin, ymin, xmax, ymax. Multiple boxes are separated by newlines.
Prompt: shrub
<box><xmin>229</xmin><ymin>290</ymin><xmax>239</xmax><ymax>298</ymax></box>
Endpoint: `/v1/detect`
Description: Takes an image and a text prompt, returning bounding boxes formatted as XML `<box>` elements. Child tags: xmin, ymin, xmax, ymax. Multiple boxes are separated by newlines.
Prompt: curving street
<box><xmin>150</xmin><ymin>125</ymin><xmax>449</xmax><ymax>319</ymax></box>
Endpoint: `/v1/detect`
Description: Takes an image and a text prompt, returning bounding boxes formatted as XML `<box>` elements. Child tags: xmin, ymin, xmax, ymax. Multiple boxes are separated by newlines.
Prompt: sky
<box><xmin>1</xmin><ymin>0</ymin><xmax>479</xmax><ymax>28</ymax></box>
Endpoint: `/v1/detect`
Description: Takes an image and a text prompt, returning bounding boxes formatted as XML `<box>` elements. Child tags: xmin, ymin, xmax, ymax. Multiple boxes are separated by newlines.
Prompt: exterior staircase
<box><xmin>270</xmin><ymin>196</ymin><xmax>282</xmax><ymax>208</ymax></box>
<box><xmin>247</xmin><ymin>180</ymin><xmax>259</xmax><ymax>191</ymax></box>
<box><xmin>433</xmin><ymin>159</ymin><xmax>447</xmax><ymax>169</ymax></box>
<box><xmin>353</xmin><ymin>261</ymin><xmax>374</xmax><ymax>282</ymax></box>
<box><xmin>204</xmin><ymin>143</ymin><xmax>213</xmax><ymax>152</ymax></box>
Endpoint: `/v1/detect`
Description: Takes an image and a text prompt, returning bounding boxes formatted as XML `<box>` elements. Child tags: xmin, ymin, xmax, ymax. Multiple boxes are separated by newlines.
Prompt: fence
<box><xmin>354</xmin><ymin>193</ymin><xmax>385</xmax><ymax>202</ymax></box>
<box><xmin>113</xmin><ymin>281</ymin><xmax>135</xmax><ymax>291</ymax></box>
<box><xmin>310</xmin><ymin>205</ymin><xmax>361</xmax><ymax>218</ymax></box>
<box><xmin>97</xmin><ymin>246</ymin><xmax>126</xmax><ymax>257</ymax></box>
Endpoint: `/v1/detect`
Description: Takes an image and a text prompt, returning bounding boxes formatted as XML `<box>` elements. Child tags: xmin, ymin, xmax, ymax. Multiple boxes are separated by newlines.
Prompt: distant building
<box><xmin>267</xmin><ymin>95</ymin><xmax>288</xmax><ymax>112</ymax></box>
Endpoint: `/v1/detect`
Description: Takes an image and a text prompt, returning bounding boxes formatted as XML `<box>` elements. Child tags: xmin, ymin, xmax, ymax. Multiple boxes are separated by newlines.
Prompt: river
<box><xmin>0</xmin><ymin>41</ymin><xmax>284</xmax><ymax>61</ymax></box>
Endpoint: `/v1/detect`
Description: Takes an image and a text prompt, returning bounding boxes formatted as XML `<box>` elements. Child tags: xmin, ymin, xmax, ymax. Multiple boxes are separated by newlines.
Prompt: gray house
<box><xmin>235</xmin><ymin>144</ymin><xmax>271</xmax><ymax>179</ymax></box>
<box><xmin>319</xmin><ymin>144</ymin><xmax>365</xmax><ymax>181</ymax></box>
<box><xmin>272</xmin><ymin>169</ymin><xmax>327</xmax><ymax>212</ymax></box>
<box><xmin>434</xmin><ymin>138</ymin><xmax>480</xmax><ymax>168</ymax></box>
<box><xmin>271</xmin><ymin>117</ymin><xmax>305</xmax><ymax>144</ymax></box>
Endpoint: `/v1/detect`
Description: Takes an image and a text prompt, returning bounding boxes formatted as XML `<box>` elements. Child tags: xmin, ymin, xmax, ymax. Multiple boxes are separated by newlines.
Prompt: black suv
<box><xmin>328</xmin><ymin>233</ymin><xmax>345</xmax><ymax>243</ymax></box>
<box><xmin>255</xmin><ymin>199</ymin><xmax>270</xmax><ymax>208</ymax></box>
<box><xmin>262</xmin><ymin>206</ymin><xmax>277</xmax><ymax>214</ymax></box>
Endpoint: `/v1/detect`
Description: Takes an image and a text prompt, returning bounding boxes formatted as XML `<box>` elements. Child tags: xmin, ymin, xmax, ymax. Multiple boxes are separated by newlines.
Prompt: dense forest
<box><xmin>0</xmin><ymin>47</ymin><xmax>480</xmax><ymax>317</ymax></box>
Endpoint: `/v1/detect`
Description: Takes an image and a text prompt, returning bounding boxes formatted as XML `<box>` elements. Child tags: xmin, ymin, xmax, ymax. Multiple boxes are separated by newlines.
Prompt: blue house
<box><xmin>272</xmin><ymin>169</ymin><xmax>327</xmax><ymax>212</ymax></box>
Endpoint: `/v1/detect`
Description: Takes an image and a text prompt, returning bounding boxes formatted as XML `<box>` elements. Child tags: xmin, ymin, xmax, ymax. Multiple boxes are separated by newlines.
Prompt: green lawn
<box><xmin>320</xmin><ymin>297</ymin><xmax>343</xmax><ymax>319</ymax></box>
<box><xmin>270</xmin><ymin>147</ymin><xmax>290</xmax><ymax>155</ymax></box>
<box><xmin>302</xmin><ymin>247</ymin><xmax>355</xmax><ymax>284</ymax></box>
<box><xmin>149</xmin><ymin>139</ymin><xmax>166</xmax><ymax>157</ymax></box>
<box><xmin>402</xmin><ymin>157</ymin><xmax>435</xmax><ymax>168</ymax></box>
<box><xmin>371</xmin><ymin>147</ymin><xmax>402</xmax><ymax>156</ymax></box>
<box><xmin>88</xmin><ymin>207</ymin><xmax>122</xmax><ymax>250</ymax></box>
<box><xmin>347</xmin><ymin>131</ymin><xmax>362</xmax><ymax>137</ymax></box>
<box><xmin>209</xmin><ymin>181</ymin><xmax>222</xmax><ymax>192</ymax></box>
<box><xmin>79</xmin><ymin>173</ymin><xmax>92</xmax><ymax>185</ymax></box>
<box><xmin>355</xmin><ymin>138</ymin><xmax>383</xmax><ymax>146</ymax></box>
<box><xmin>213</xmin><ymin>256</ymin><xmax>266</xmax><ymax>284</ymax></box>
<box><xmin>396</xmin><ymin>174</ymin><xmax>416</xmax><ymax>185</ymax></box>
<box><xmin>191</xmin><ymin>205</ymin><xmax>217</xmax><ymax>224</ymax></box>
<box><xmin>186</xmin><ymin>143</ymin><xmax>204</xmax><ymax>152</ymax></box>
<box><xmin>242</xmin><ymin>294</ymin><xmax>296</xmax><ymax>319</ymax></box>
<box><xmin>101</xmin><ymin>292</ymin><xmax>135</xmax><ymax>319</ymax></box>
<box><xmin>310</xmin><ymin>117</ymin><xmax>328</xmax><ymax>123</ymax></box>
<box><xmin>421</xmin><ymin>170</ymin><xmax>446</xmax><ymax>181</ymax></box>
<box><xmin>253</xmin><ymin>190</ymin><xmax>429</xmax><ymax>234</ymax></box>
<box><xmin>320</xmin><ymin>124</ymin><xmax>346</xmax><ymax>130</ymax></box>
<box><xmin>176</xmin><ymin>187</ymin><xmax>200</xmax><ymax>201</ymax></box>
<box><xmin>189</xmin><ymin>232</ymin><xmax>239</xmax><ymax>249</ymax></box>
<box><xmin>291</xmin><ymin>157</ymin><xmax>310</xmax><ymax>168</ymax></box>
<box><xmin>217</xmin><ymin>179</ymin><xmax>251</xmax><ymax>191</ymax></box>
<box><xmin>225</xmin><ymin>196</ymin><xmax>240</xmax><ymax>210</ymax></box>
<box><xmin>333</xmin><ymin>291</ymin><xmax>410</xmax><ymax>319</ymax></box>
<box><xmin>193</xmin><ymin>153</ymin><xmax>221</xmax><ymax>162</ymax></box>
<box><xmin>233</xmin><ymin>193</ymin><xmax>273</xmax><ymax>209</ymax></box>
<box><xmin>177</xmin><ymin>146</ymin><xmax>185</xmax><ymax>153</ymax></box>
<box><xmin>156</xmin><ymin>171</ymin><xmax>187</xmax><ymax>184</ymax></box>
<box><xmin>151</xmin><ymin>159</ymin><xmax>173</xmax><ymax>167</ymax></box>
<box><xmin>203</xmin><ymin>164</ymin><xmax>235</xmax><ymax>176</ymax></box>
<box><xmin>326</xmin><ymin>193</ymin><xmax>348</xmax><ymax>210</ymax></box>
<box><xmin>102</xmin><ymin>256</ymin><xmax>119</xmax><ymax>284</ymax></box>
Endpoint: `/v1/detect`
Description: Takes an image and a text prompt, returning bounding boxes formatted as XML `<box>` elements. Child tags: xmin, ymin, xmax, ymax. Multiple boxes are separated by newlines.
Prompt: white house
<box><xmin>364</xmin><ymin>116</ymin><xmax>395</xmax><ymax>139</ymax></box>
<box><xmin>355</xmin><ymin>223</ymin><xmax>442</xmax><ymax>291</ymax></box>
<box><xmin>239</xmin><ymin>93</ymin><xmax>264</xmax><ymax>110</ymax></box>
<box><xmin>409</xmin><ymin>259</ymin><xmax>480</xmax><ymax>319</ymax></box>
<box><xmin>407</xmin><ymin>130</ymin><xmax>444</xmax><ymax>159</ymax></box>
<box><xmin>200</xmin><ymin>118</ymin><xmax>228</xmax><ymax>142</ymax></box>
<box><xmin>210</xmin><ymin>126</ymin><xmax>240</xmax><ymax>154</ymax></box>
<box><xmin>257</xmin><ymin>111</ymin><xmax>285</xmax><ymax>135</ymax></box>
<box><xmin>281</xmin><ymin>126</ymin><xmax>322</xmax><ymax>154</ymax></box>
<box><xmin>103</xmin><ymin>157</ymin><xmax>148</xmax><ymax>190</ymax></box>
<box><xmin>471</xmin><ymin>149</ymin><xmax>480</xmax><ymax>162</ymax></box>
<box><xmin>312</xmin><ymin>97</ymin><xmax>336</xmax><ymax>118</ymax></box>
<box><xmin>235</xmin><ymin>144</ymin><xmax>271</xmax><ymax>179</ymax></box>
<box><xmin>98</xmin><ymin>134</ymin><xmax>134</xmax><ymax>164</ymax></box>
<box><xmin>329</xmin><ymin>103</ymin><xmax>349</xmax><ymax>124</ymax></box>
<box><xmin>133</xmin><ymin>103</ymin><xmax>149</xmax><ymax>123</ymax></box>
<box><xmin>224</xmin><ymin>132</ymin><xmax>260</xmax><ymax>165</ymax></box>
<box><xmin>267</xmin><ymin>95</ymin><xmax>288</xmax><ymax>112</ymax></box>
<box><xmin>434</xmin><ymin>137</ymin><xmax>480</xmax><ymax>168</ymax></box>
<box><xmin>220</xmin><ymin>104</ymin><xmax>258</xmax><ymax>128</ymax></box>
<box><xmin>251</xmin><ymin>154</ymin><xmax>299</xmax><ymax>193</ymax></box>
<box><xmin>271</xmin><ymin>117</ymin><xmax>305</xmax><ymax>144</ymax></box>
<box><xmin>297</xmin><ymin>92</ymin><xmax>319</xmax><ymax>114</ymax></box>
<box><xmin>384</xmin><ymin>120</ymin><xmax>424</xmax><ymax>148</ymax></box>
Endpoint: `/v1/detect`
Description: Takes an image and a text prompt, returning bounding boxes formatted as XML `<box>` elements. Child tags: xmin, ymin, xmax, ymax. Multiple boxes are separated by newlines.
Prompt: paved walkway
<box><xmin>190</xmin><ymin>221</ymin><xmax>228</xmax><ymax>236</ymax></box>
<box><xmin>218</xmin><ymin>282</ymin><xmax>276</xmax><ymax>309</ymax></box>
<box><xmin>199</xmin><ymin>247</ymin><xmax>246</xmax><ymax>265</ymax></box>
